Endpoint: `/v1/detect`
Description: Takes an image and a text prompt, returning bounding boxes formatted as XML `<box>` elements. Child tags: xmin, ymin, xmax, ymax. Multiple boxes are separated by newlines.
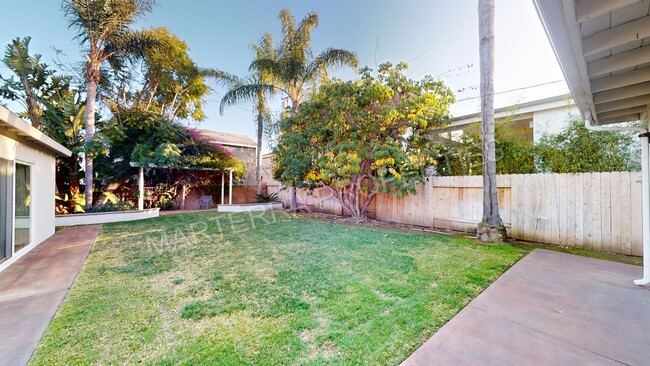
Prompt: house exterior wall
<box><xmin>448</xmin><ymin>95</ymin><xmax>579</xmax><ymax>144</ymax></box>
<box><xmin>532</xmin><ymin>105</ymin><xmax>579</xmax><ymax>143</ymax></box>
<box><xmin>261</xmin><ymin>154</ymin><xmax>282</xmax><ymax>195</ymax></box>
<box><xmin>223</xmin><ymin>145</ymin><xmax>257</xmax><ymax>186</ymax></box>
<box><xmin>0</xmin><ymin>133</ymin><xmax>57</xmax><ymax>271</ymax></box>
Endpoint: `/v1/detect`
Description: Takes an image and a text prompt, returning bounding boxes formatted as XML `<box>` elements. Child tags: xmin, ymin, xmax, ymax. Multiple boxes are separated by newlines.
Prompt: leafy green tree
<box><xmin>537</xmin><ymin>118</ymin><xmax>640</xmax><ymax>173</ymax></box>
<box><xmin>219</xmin><ymin>34</ymin><xmax>276</xmax><ymax>195</ymax></box>
<box><xmin>274</xmin><ymin>62</ymin><xmax>455</xmax><ymax>218</ymax></box>
<box><xmin>252</xmin><ymin>8</ymin><xmax>359</xmax><ymax>210</ymax></box>
<box><xmin>0</xmin><ymin>37</ymin><xmax>87</xmax><ymax>204</ymax></box>
<box><xmin>105</xmin><ymin>27</ymin><xmax>211</xmax><ymax>122</ymax></box>
<box><xmin>63</xmin><ymin>0</ymin><xmax>156</xmax><ymax>208</ymax></box>
<box><xmin>1</xmin><ymin>37</ymin><xmax>54</xmax><ymax>129</ymax></box>
<box><xmin>97</xmin><ymin>111</ymin><xmax>242</xmax><ymax>182</ymax></box>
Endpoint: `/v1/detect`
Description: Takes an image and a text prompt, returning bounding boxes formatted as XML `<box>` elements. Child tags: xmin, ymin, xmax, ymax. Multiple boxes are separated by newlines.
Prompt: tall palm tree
<box><xmin>218</xmin><ymin>34</ymin><xmax>276</xmax><ymax>195</ymax></box>
<box><xmin>477</xmin><ymin>0</ymin><xmax>506</xmax><ymax>242</ymax></box>
<box><xmin>252</xmin><ymin>9</ymin><xmax>359</xmax><ymax>210</ymax></box>
<box><xmin>63</xmin><ymin>0</ymin><xmax>155</xmax><ymax>208</ymax></box>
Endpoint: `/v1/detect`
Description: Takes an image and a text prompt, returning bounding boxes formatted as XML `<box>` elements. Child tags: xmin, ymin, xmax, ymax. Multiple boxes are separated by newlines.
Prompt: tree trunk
<box><xmin>255</xmin><ymin>110</ymin><xmax>263</xmax><ymax>195</ymax></box>
<box><xmin>289</xmin><ymin>186</ymin><xmax>297</xmax><ymax>211</ymax></box>
<box><xmin>289</xmin><ymin>94</ymin><xmax>300</xmax><ymax>211</ymax></box>
<box><xmin>478</xmin><ymin>0</ymin><xmax>507</xmax><ymax>242</ymax></box>
<box><xmin>84</xmin><ymin>78</ymin><xmax>97</xmax><ymax>209</ymax></box>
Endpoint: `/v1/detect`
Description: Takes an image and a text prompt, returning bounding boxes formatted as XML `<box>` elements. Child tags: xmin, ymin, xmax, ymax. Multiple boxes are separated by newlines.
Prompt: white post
<box><xmin>138</xmin><ymin>166</ymin><xmax>144</xmax><ymax>211</ymax></box>
<box><xmin>180</xmin><ymin>184</ymin><xmax>186</xmax><ymax>210</ymax></box>
<box><xmin>635</xmin><ymin>133</ymin><xmax>650</xmax><ymax>285</ymax></box>
<box><xmin>229</xmin><ymin>169</ymin><xmax>233</xmax><ymax>205</ymax></box>
<box><xmin>582</xmin><ymin>118</ymin><xmax>649</xmax><ymax>285</ymax></box>
<box><xmin>221</xmin><ymin>172</ymin><xmax>225</xmax><ymax>205</ymax></box>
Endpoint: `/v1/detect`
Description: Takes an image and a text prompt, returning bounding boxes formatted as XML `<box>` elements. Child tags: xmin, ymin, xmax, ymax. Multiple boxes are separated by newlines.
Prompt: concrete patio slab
<box><xmin>402</xmin><ymin>249</ymin><xmax>650</xmax><ymax>366</ymax></box>
<box><xmin>0</xmin><ymin>225</ymin><xmax>102</xmax><ymax>366</ymax></box>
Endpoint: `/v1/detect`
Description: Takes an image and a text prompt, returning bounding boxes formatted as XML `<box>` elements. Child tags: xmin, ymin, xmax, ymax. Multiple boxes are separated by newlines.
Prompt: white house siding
<box><xmin>0</xmin><ymin>133</ymin><xmax>57</xmax><ymax>270</ymax></box>
<box><xmin>532</xmin><ymin>104</ymin><xmax>580</xmax><ymax>143</ymax></box>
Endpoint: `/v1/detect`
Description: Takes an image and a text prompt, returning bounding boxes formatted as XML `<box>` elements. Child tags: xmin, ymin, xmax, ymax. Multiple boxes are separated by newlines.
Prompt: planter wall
<box><xmin>55</xmin><ymin>208</ymin><xmax>160</xmax><ymax>227</ymax></box>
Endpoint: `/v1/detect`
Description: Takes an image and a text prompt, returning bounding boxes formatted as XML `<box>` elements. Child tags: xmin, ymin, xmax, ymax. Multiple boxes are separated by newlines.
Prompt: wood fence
<box><xmin>278</xmin><ymin>172</ymin><xmax>643</xmax><ymax>256</ymax></box>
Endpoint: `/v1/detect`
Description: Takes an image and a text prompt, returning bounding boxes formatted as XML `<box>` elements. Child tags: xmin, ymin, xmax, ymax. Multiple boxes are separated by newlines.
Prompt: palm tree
<box><xmin>252</xmin><ymin>9</ymin><xmax>359</xmax><ymax>210</ymax></box>
<box><xmin>63</xmin><ymin>0</ymin><xmax>155</xmax><ymax>208</ymax></box>
<box><xmin>477</xmin><ymin>0</ymin><xmax>506</xmax><ymax>242</ymax></box>
<box><xmin>218</xmin><ymin>34</ymin><xmax>276</xmax><ymax>195</ymax></box>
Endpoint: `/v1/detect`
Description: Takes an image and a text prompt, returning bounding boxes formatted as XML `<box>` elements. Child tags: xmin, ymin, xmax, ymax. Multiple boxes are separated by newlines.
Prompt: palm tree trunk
<box><xmin>289</xmin><ymin>95</ymin><xmax>300</xmax><ymax>211</ymax></box>
<box><xmin>84</xmin><ymin>78</ymin><xmax>97</xmax><ymax>209</ymax></box>
<box><xmin>255</xmin><ymin>111</ymin><xmax>263</xmax><ymax>195</ymax></box>
<box><xmin>478</xmin><ymin>0</ymin><xmax>506</xmax><ymax>242</ymax></box>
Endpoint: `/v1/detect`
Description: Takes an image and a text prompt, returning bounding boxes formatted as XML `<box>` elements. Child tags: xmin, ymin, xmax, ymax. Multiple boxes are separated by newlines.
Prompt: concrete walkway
<box><xmin>402</xmin><ymin>249</ymin><xmax>650</xmax><ymax>366</ymax></box>
<box><xmin>0</xmin><ymin>225</ymin><xmax>101</xmax><ymax>366</ymax></box>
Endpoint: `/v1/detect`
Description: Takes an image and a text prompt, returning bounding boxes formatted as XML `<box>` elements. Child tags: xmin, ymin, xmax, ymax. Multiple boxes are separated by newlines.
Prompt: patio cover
<box><xmin>533</xmin><ymin>0</ymin><xmax>650</xmax><ymax>285</ymax></box>
<box><xmin>533</xmin><ymin>0</ymin><xmax>650</xmax><ymax>125</ymax></box>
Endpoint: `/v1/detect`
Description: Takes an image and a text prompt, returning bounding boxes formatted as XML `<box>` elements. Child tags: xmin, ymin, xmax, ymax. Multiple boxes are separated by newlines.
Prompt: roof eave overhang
<box><xmin>0</xmin><ymin>106</ymin><xmax>72</xmax><ymax>157</ymax></box>
<box><xmin>533</xmin><ymin>0</ymin><xmax>650</xmax><ymax>125</ymax></box>
<box><xmin>533</xmin><ymin>0</ymin><xmax>597</xmax><ymax>124</ymax></box>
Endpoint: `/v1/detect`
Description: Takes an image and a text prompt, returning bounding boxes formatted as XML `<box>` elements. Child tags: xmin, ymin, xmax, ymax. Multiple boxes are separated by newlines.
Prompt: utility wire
<box><xmin>454</xmin><ymin>79</ymin><xmax>566</xmax><ymax>102</ymax></box>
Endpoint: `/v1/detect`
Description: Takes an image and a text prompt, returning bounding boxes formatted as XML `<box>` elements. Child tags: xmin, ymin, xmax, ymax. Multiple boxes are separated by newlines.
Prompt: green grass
<box><xmin>31</xmin><ymin>211</ymin><xmax>525</xmax><ymax>365</ymax></box>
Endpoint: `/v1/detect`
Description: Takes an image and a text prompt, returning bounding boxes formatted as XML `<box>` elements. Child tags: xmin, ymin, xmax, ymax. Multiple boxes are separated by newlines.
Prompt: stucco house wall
<box><xmin>443</xmin><ymin>94</ymin><xmax>579</xmax><ymax>143</ymax></box>
<box><xmin>0</xmin><ymin>106</ymin><xmax>71</xmax><ymax>272</ymax></box>
<box><xmin>532</xmin><ymin>105</ymin><xmax>580</xmax><ymax>143</ymax></box>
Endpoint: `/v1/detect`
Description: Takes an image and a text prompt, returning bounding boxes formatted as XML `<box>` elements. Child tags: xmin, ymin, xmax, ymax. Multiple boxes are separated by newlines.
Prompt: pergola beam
<box><xmin>591</xmin><ymin>67</ymin><xmax>650</xmax><ymax>92</ymax></box>
<box><xmin>582</xmin><ymin>16</ymin><xmax>650</xmax><ymax>57</ymax></box>
<box><xmin>594</xmin><ymin>95</ymin><xmax>650</xmax><ymax>114</ymax></box>
<box><xmin>587</xmin><ymin>45</ymin><xmax>650</xmax><ymax>78</ymax></box>
<box><xmin>593</xmin><ymin>81</ymin><xmax>650</xmax><ymax>104</ymax></box>
<box><xmin>575</xmin><ymin>0</ymin><xmax>640</xmax><ymax>23</ymax></box>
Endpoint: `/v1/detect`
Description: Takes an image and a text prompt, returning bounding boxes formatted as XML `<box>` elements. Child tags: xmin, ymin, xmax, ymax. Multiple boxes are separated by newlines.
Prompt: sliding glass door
<box><xmin>14</xmin><ymin>163</ymin><xmax>31</xmax><ymax>253</ymax></box>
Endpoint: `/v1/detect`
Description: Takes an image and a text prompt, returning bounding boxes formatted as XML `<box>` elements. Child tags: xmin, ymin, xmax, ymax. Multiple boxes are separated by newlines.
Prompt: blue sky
<box><xmin>0</xmin><ymin>1</ymin><xmax>568</xmax><ymax>149</ymax></box>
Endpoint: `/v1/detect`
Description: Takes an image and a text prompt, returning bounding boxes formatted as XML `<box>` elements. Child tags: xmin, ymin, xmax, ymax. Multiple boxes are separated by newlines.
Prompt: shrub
<box><xmin>160</xmin><ymin>200</ymin><xmax>178</xmax><ymax>211</ymax></box>
<box><xmin>255</xmin><ymin>193</ymin><xmax>280</xmax><ymax>203</ymax></box>
<box><xmin>85</xmin><ymin>201</ymin><xmax>136</xmax><ymax>213</ymax></box>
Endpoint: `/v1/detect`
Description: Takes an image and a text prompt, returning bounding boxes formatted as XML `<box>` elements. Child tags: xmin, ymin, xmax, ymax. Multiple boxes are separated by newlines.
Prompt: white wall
<box><xmin>55</xmin><ymin>208</ymin><xmax>160</xmax><ymax>226</ymax></box>
<box><xmin>532</xmin><ymin>105</ymin><xmax>579</xmax><ymax>143</ymax></box>
<box><xmin>0</xmin><ymin>133</ymin><xmax>57</xmax><ymax>250</ymax></box>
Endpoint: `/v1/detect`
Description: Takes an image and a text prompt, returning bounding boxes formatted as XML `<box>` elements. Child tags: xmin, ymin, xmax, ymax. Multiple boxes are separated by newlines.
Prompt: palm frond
<box><xmin>219</xmin><ymin>83</ymin><xmax>275</xmax><ymax>115</ymax></box>
<box><xmin>202</xmin><ymin>68</ymin><xmax>244</xmax><ymax>89</ymax></box>
<box><xmin>63</xmin><ymin>0</ymin><xmax>155</xmax><ymax>49</ymax></box>
<box><xmin>317</xmin><ymin>48</ymin><xmax>359</xmax><ymax>70</ymax></box>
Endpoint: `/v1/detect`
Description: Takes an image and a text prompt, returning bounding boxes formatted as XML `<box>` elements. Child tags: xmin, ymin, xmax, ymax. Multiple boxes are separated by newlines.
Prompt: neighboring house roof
<box><xmin>0</xmin><ymin>105</ymin><xmax>71</xmax><ymax>157</ymax></box>
<box><xmin>450</xmin><ymin>94</ymin><xmax>575</xmax><ymax>128</ymax></box>
<box><xmin>533</xmin><ymin>0</ymin><xmax>650</xmax><ymax>125</ymax></box>
<box><xmin>196</xmin><ymin>129</ymin><xmax>257</xmax><ymax>148</ymax></box>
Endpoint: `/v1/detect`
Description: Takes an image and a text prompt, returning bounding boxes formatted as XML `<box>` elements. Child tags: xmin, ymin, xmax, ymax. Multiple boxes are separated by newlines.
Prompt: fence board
<box><xmin>610</xmin><ymin>172</ymin><xmax>621</xmax><ymax>254</ymax></box>
<box><xmin>574</xmin><ymin>174</ymin><xmax>585</xmax><ymax>248</ymax></box>
<box><xmin>601</xmin><ymin>173</ymin><xmax>612</xmax><ymax>253</ymax></box>
<box><xmin>565</xmin><ymin>174</ymin><xmax>576</xmax><ymax>247</ymax></box>
<box><xmin>620</xmin><ymin>172</ymin><xmax>632</xmax><ymax>255</ymax></box>
<box><xmin>591</xmin><ymin>174</ymin><xmax>602</xmax><ymax>251</ymax></box>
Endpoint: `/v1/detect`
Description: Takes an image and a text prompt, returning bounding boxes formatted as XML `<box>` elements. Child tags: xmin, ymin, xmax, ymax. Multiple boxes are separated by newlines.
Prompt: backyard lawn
<box><xmin>30</xmin><ymin>211</ymin><xmax>524</xmax><ymax>365</ymax></box>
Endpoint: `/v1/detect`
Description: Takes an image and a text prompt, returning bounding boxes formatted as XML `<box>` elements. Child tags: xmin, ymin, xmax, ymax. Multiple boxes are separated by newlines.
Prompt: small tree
<box><xmin>274</xmin><ymin>62</ymin><xmax>454</xmax><ymax>219</ymax></box>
